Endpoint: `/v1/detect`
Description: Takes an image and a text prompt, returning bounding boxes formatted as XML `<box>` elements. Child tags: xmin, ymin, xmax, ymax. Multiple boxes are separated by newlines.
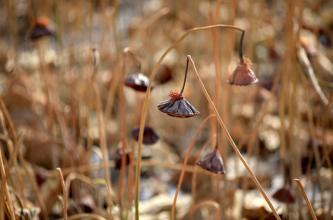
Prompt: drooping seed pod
<box><xmin>131</xmin><ymin>126</ymin><xmax>159</xmax><ymax>145</ymax></box>
<box><xmin>272</xmin><ymin>186</ymin><xmax>295</xmax><ymax>204</ymax></box>
<box><xmin>196</xmin><ymin>150</ymin><xmax>225</xmax><ymax>174</ymax></box>
<box><xmin>124</xmin><ymin>73</ymin><xmax>150</xmax><ymax>92</ymax></box>
<box><xmin>157</xmin><ymin>57</ymin><xmax>199</xmax><ymax>118</ymax></box>
<box><xmin>157</xmin><ymin>91</ymin><xmax>199</xmax><ymax>118</ymax></box>
<box><xmin>30</xmin><ymin>17</ymin><xmax>54</xmax><ymax>41</ymax></box>
<box><xmin>228</xmin><ymin>58</ymin><xmax>258</xmax><ymax>86</ymax></box>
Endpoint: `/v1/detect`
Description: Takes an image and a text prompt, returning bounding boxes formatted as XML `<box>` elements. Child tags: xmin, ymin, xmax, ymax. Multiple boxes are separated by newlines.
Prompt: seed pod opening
<box><xmin>196</xmin><ymin>150</ymin><xmax>225</xmax><ymax>174</ymax></box>
<box><xmin>124</xmin><ymin>73</ymin><xmax>150</xmax><ymax>92</ymax></box>
<box><xmin>157</xmin><ymin>91</ymin><xmax>199</xmax><ymax>118</ymax></box>
<box><xmin>228</xmin><ymin>59</ymin><xmax>258</xmax><ymax>86</ymax></box>
<box><xmin>131</xmin><ymin>126</ymin><xmax>159</xmax><ymax>145</ymax></box>
<box><xmin>30</xmin><ymin>17</ymin><xmax>54</xmax><ymax>41</ymax></box>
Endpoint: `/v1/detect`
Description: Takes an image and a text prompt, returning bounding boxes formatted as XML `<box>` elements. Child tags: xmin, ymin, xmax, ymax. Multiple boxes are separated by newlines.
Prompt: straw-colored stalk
<box><xmin>56</xmin><ymin>168</ymin><xmax>67</xmax><ymax>220</ymax></box>
<box><xmin>294</xmin><ymin>179</ymin><xmax>317</xmax><ymax>220</ymax></box>
<box><xmin>170</xmin><ymin>114</ymin><xmax>216</xmax><ymax>220</ymax></box>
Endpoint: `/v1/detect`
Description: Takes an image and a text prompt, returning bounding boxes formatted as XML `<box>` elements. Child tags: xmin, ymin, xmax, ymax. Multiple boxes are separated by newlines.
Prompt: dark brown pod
<box><xmin>113</xmin><ymin>147</ymin><xmax>130</xmax><ymax>170</ymax></box>
<box><xmin>196</xmin><ymin>150</ymin><xmax>225</xmax><ymax>174</ymax></box>
<box><xmin>30</xmin><ymin>17</ymin><xmax>54</xmax><ymax>41</ymax></box>
<box><xmin>228</xmin><ymin>59</ymin><xmax>258</xmax><ymax>86</ymax></box>
<box><xmin>124</xmin><ymin>73</ymin><xmax>150</xmax><ymax>92</ymax></box>
<box><xmin>157</xmin><ymin>91</ymin><xmax>199</xmax><ymax>118</ymax></box>
<box><xmin>272</xmin><ymin>186</ymin><xmax>295</xmax><ymax>204</ymax></box>
<box><xmin>131</xmin><ymin>126</ymin><xmax>159</xmax><ymax>145</ymax></box>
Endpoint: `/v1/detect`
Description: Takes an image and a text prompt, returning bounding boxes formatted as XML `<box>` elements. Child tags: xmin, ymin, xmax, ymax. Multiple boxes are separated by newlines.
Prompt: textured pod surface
<box><xmin>131</xmin><ymin>126</ymin><xmax>159</xmax><ymax>145</ymax></box>
<box><xmin>229</xmin><ymin>60</ymin><xmax>258</xmax><ymax>86</ymax></box>
<box><xmin>124</xmin><ymin>73</ymin><xmax>150</xmax><ymax>92</ymax></box>
<box><xmin>157</xmin><ymin>94</ymin><xmax>199</xmax><ymax>118</ymax></box>
<box><xmin>196</xmin><ymin>150</ymin><xmax>225</xmax><ymax>174</ymax></box>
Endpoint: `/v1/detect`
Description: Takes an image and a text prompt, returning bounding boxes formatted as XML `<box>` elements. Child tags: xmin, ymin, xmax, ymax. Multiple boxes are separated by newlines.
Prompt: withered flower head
<box><xmin>124</xmin><ymin>73</ymin><xmax>150</xmax><ymax>92</ymax></box>
<box><xmin>30</xmin><ymin>17</ymin><xmax>54</xmax><ymax>41</ymax></box>
<box><xmin>113</xmin><ymin>147</ymin><xmax>130</xmax><ymax>170</ymax></box>
<box><xmin>155</xmin><ymin>64</ymin><xmax>173</xmax><ymax>85</ymax></box>
<box><xmin>196</xmin><ymin>150</ymin><xmax>225</xmax><ymax>174</ymax></box>
<box><xmin>157</xmin><ymin>57</ymin><xmax>199</xmax><ymax>118</ymax></box>
<box><xmin>131</xmin><ymin>126</ymin><xmax>159</xmax><ymax>145</ymax></box>
<box><xmin>272</xmin><ymin>186</ymin><xmax>295</xmax><ymax>204</ymax></box>
<box><xmin>157</xmin><ymin>91</ymin><xmax>199</xmax><ymax>118</ymax></box>
<box><xmin>228</xmin><ymin>58</ymin><xmax>258</xmax><ymax>86</ymax></box>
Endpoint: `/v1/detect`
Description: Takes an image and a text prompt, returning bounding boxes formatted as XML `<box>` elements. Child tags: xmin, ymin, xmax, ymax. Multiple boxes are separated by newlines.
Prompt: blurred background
<box><xmin>0</xmin><ymin>0</ymin><xmax>332</xmax><ymax>219</ymax></box>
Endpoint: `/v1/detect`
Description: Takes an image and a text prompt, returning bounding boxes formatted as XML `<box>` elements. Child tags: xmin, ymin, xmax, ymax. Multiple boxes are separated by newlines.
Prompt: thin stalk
<box><xmin>0</xmin><ymin>151</ymin><xmax>15</xmax><ymax>220</ymax></box>
<box><xmin>187</xmin><ymin>55</ymin><xmax>281</xmax><ymax>220</ymax></box>
<box><xmin>170</xmin><ymin>114</ymin><xmax>216</xmax><ymax>220</ymax></box>
<box><xmin>92</xmin><ymin>49</ymin><xmax>113</xmax><ymax>219</ymax></box>
<box><xmin>294</xmin><ymin>179</ymin><xmax>317</xmax><ymax>220</ymax></box>
<box><xmin>93</xmin><ymin>84</ymin><xmax>113</xmax><ymax>219</ymax></box>
<box><xmin>56</xmin><ymin>168</ymin><xmax>67</xmax><ymax>220</ymax></box>
<box><xmin>134</xmin><ymin>24</ymin><xmax>247</xmax><ymax>220</ymax></box>
<box><xmin>191</xmin><ymin>140</ymin><xmax>211</xmax><ymax>201</ymax></box>
<box><xmin>180</xmin><ymin>57</ymin><xmax>190</xmax><ymax>95</ymax></box>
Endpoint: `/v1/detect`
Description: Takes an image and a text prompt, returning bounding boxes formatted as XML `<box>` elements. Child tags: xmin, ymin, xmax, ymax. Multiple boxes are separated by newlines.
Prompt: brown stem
<box><xmin>180</xmin><ymin>56</ymin><xmax>190</xmax><ymax>95</ymax></box>
<box><xmin>56</xmin><ymin>168</ymin><xmax>67</xmax><ymax>220</ymax></box>
<box><xmin>187</xmin><ymin>55</ymin><xmax>281</xmax><ymax>220</ymax></box>
<box><xmin>0</xmin><ymin>150</ymin><xmax>15</xmax><ymax>220</ymax></box>
<box><xmin>294</xmin><ymin>179</ymin><xmax>318</xmax><ymax>220</ymax></box>
<box><xmin>170</xmin><ymin>114</ymin><xmax>216</xmax><ymax>220</ymax></box>
<box><xmin>93</xmin><ymin>84</ymin><xmax>113</xmax><ymax>219</ymax></box>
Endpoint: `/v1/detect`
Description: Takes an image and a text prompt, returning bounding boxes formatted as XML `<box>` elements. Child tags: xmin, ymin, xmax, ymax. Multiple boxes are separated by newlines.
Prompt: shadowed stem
<box><xmin>56</xmin><ymin>168</ymin><xmax>67</xmax><ymax>220</ymax></box>
<box><xmin>187</xmin><ymin>55</ymin><xmax>281</xmax><ymax>220</ymax></box>
<box><xmin>180</xmin><ymin>56</ymin><xmax>190</xmax><ymax>95</ymax></box>
<box><xmin>170</xmin><ymin>114</ymin><xmax>216</xmax><ymax>220</ymax></box>
<box><xmin>294</xmin><ymin>179</ymin><xmax>318</xmax><ymax>220</ymax></box>
<box><xmin>134</xmin><ymin>24</ymin><xmax>247</xmax><ymax>220</ymax></box>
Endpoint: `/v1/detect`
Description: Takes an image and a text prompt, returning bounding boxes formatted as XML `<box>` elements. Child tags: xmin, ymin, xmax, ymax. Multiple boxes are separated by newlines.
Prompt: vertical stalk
<box><xmin>294</xmin><ymin>179</ymin><xmax>317</xmax><ymax>220</ymax></box>
<box><xmin>170</xmin><ymin>115</ymin><xmax>216</xmax><ymax>220</ymax></box>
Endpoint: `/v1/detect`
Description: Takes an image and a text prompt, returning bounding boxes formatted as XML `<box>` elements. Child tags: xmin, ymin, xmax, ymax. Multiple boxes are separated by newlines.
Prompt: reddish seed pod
<box><xmin>196</xmin><ymin>150</ymin><xmax>225</xmax><ymax>174</ymax></box>
<box><xmin>131</xmin><ymin>126</ymin><xmax>159</xmax><ymax>145</ymax></box>
<box><xmin>124</xmin><ymin>73</ymin><xmax>150</xmax><ymax>92</ymax></box>
<box><xmin>228</xmin><ymin>58</ymin><xmax>258</xmax><ymax>86</ymax></box>
<box><xmin>30</xmin><ymin>17</ymin><xmax>54</xmax><ymax>41</ymax></box>
<box><xmin>272</xmin><ymin>186</ymin><xmax>295</xmax><ymax>204</ymax></box>
<box><xmin>157</xmin><ymin>91</ymin><xmax>199</xmax><ymax>118</ymax></box>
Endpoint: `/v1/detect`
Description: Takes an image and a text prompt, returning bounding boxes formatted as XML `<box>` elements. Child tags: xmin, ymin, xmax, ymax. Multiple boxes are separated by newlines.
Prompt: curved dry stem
<box><xmin>191</xmin><ymin>140</ymin><xmax>211</xmax><ymax>200</ymax></box>
<box><xmin>93</xmin><ymin>84</ymin><xmax>113</xmax><ymax>219</ymax></box>
<box><xmin>64</xmin><ymin>173</ymin><xmax>95</xmax><ymax>205</ymax></box>
<box><xmin>171</xmin><ymin>114</ymin><xmax>216</xmax><ymax>220</ymax></box>
<box><xmin>189</xmin><ymin>200</ymin><xmax>221</xmax><ymax>220</ymax></box>
<box><xmin>187</xmin><ymin>55</ymin><xmax>281</xmax><ymax>220</ymax></box>
<box><xmin>0</xmin><ymin>150</ymin><xmax>15</xmax><ymax>220</ymax></box>
<box><xmin>134</xmin><ymin>24</ymin><xmax>247</xmax><ymax>220</ymax></box>
<box><xmin>123</xmin><ymin>47</ymin><xmax>142</xmax><ymax>71</ymax></box>
<box><xmin>294</xmin><ymin>179</ymin><xmax>317</xmax><ymax>220</ymax></box>
<box><xmin>56</xmin><ymin>168</ymin><xmax>67</xmax><ymax>220</ymax></box>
